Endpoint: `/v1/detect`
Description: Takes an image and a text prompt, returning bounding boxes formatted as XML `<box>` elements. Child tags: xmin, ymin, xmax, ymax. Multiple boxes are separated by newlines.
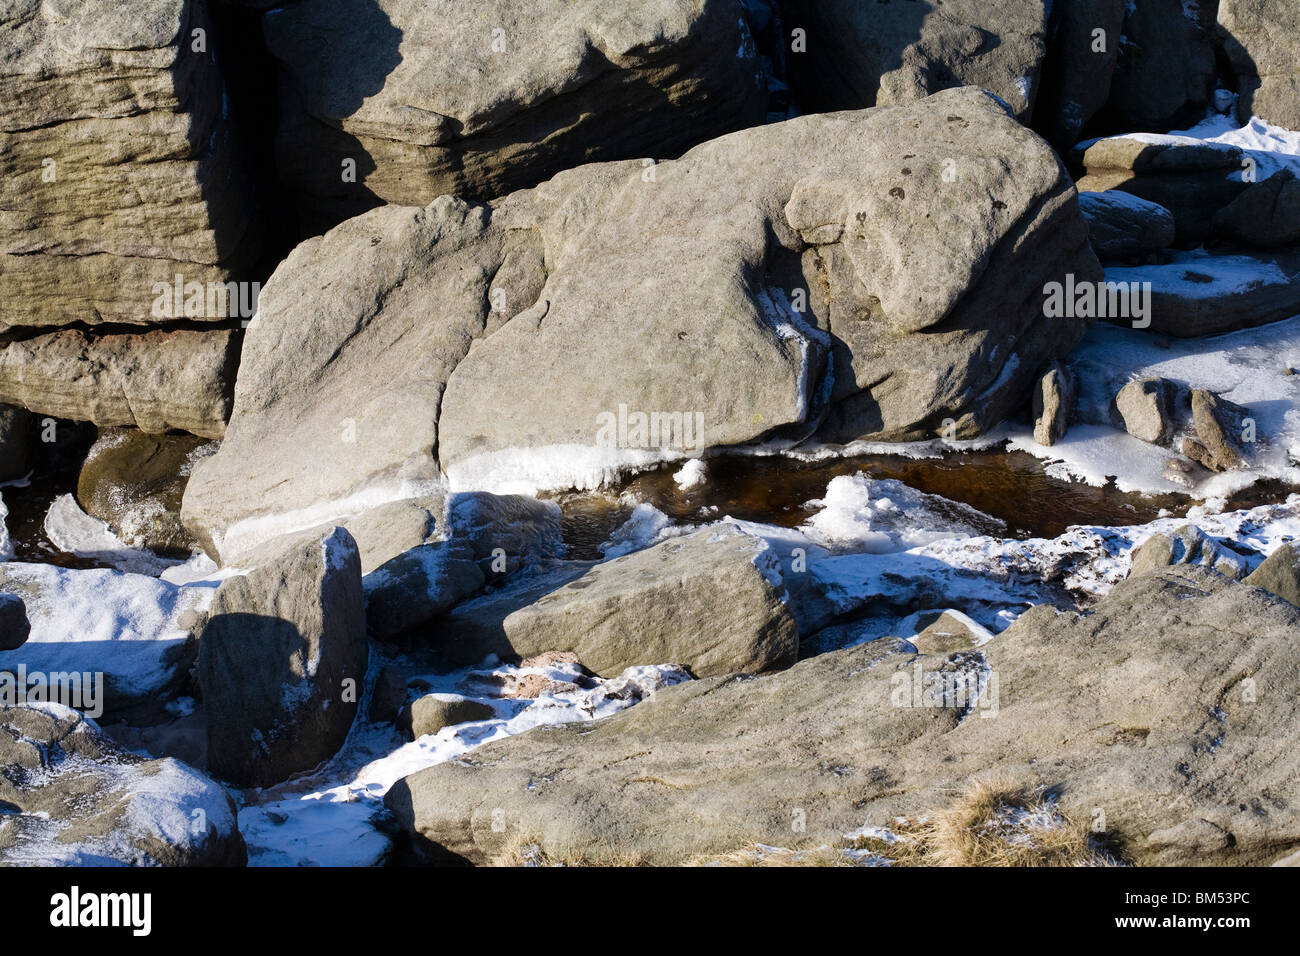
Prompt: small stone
<box><xmin>399</xmin><ymin>694</ymin><xmax>496</xmax><ymax>740</ymax></box>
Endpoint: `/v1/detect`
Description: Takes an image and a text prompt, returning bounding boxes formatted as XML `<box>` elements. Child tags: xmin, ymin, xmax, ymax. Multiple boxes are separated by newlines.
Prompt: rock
<box><xmin>1074</xmin><ymin>137</ymin><xmax>1249</xmax><ymax>244</ymax></box>
<box><xmin>1213</xmin><ymin>170</ymin><xmax>1300</xmax><ymax>247</ymax></box>
<box><xmin>0</xmin><ymin>703</ymin><xmax>245</xmax><ymax>866</ymax></box>
<box><xmin>398</xmin><ymin>694</ymin><xmax>495</xmax><ymax>741</ymax></box>
<box><xmin>1162</xmin><ymin>455</ymin><xmax>1212</xmax><ymax>489</ymax></box>
<box><xmin>0</xmin><ymin>404</ymin><xmax>32</xmax><ymax>481</ymax></box>
<box><xmin>445</xmin><ymin>493</ymin><xmax>565</xmax><ymax>581</ymax></box>
<box><xmin>1034</xmin><ymin>0</ymin><xmax>1126</xmax><ymax>149</ymax></box>
<box><xmin>782</xmin><ymin>0</ymin><xmax>1050</xmax><ymax>121</ymax></box>
<box><xmin>434</xmin><ymin>525</ymin><xmax>798</xmax><ymax>678</ymax></box>
<box><xmin>0</xmin><ymin>328</ymin><xmax>239</xmax><ymax>438</ymax></box>
<box><xmin>1115</xmin><ymin>378</ymin><xmax>1178</xmax><ymax>445</ymax></box>
<box><xmin>908</xmin><ymin>610</ymin><xmax>988</xmax><ymax>656</ymax></box>
<box><xmin>1031</xmin><ymin>361</ymin><xmax>1076</xmax><ymax>446</ymax></box>
<box><xmin>198</xmin><ymin>528</ymin><xmax>368</xmax><ymax>788</ymax></box>
<box><xmin>1244</xmin><ymin>543</ymin><xmax>1300</xmax><ymax>607</ymax></box>
<box><xmin>0</xmin><ymin>0</ymin><xmax>261</xmax><ymax>331</ymax></box>
<box><xmin>1184</xmin><ymin>389</ymin><xmax>1250</xmax><ymax>472</ymax></box>
<box><xmin>1101</xmin><ymin>0</ymin><xmax>1218</xmax><ymax>132</ymax></box>
<box><xmin>1077</xmin><ymin>191</ymin><xmax>1176</xmax><ymax>259</ymax></box>
<box><xmin>0</xmin><ymin>593</ymin><xmax>29</xmax><ymax>651</ymax></box>
<box><xmin>364</xmin><ymin>540</ymin><xmax>486</xmax><ymax>641</ymax></box>
<box><xmin>1129</xmin><ymin>525</ymin><xmax>1247</xmax><ymax>580</ymax></box>
<box><xmin>184</xmin><ymin>88</ymin><xmax>1098</xmax><ymax>540</ymax></box>
<box><xmin>264</xmin><ymin>0</ymin><xmax>767</xmax><ymax>232</ymax></box>
<box><xmin>0</xmin><ymin>562</ymin><xmax>204</xmax><ymax>723</ymax></box>
<box><xmin>1105</xmin><ymin>248</ymin><xmax>1300</xmax><ymax>337</ymax></box>
<box><xmin>386</xmin><ymin>567</ymin><xmax>1300</xmax><ymax>865</ymax></box>
<box><xmin>1219</xmin><ymin>0</ymin><xmax>1300</xmax><ymax>129</ymax></box>
<box><xmin>76</xmin><ymin>428</ymin><xmax>214</xmax><ymax>556</ymax></box>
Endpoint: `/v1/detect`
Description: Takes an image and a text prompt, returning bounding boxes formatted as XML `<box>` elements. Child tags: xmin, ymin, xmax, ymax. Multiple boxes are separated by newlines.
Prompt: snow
<box><xmin>599</xmin><ymin>502</ymin><xmax>681</xmax><ymax>558</ymax></box>
<box><xmin>0</xmin><ymin>491</ymin><xmax>11</xmax><ymax>561</ymax></box>
<box><xmin>0</xmin><ymin>561</ymin><xmax>210</xmax><ymax>700</ymax></box>
<box><xmin>1107</xmin><ymin>249</ymin><xmax>1290</xmax><ymax>300</ymax></box>
<box><xmin>1084</xmin><ymin>115</ymin><xmax>1300</xmax><ymax>183</ymax></box>
<box><xmin>673</xmin><ymin>457</ymin><xmax>707</xmax><ymax>490</ymax></box>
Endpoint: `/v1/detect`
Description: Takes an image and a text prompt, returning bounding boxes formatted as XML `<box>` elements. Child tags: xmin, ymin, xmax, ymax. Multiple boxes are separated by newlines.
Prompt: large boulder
<box><xmin>1219</xmin><ymin>0</ymin><xmax>1300</xmax><ymax>129</ymax></box>
<box><xmin>0</xmin><ymin>328</ymin><xmax>239</xmax><ymax>438</ymax></box>
<box><xmin>77</xmin><ymin>428</ymin><xmax>215</xmax><ymax>556</ymax></box>
<box><xmin>197</xmin><ymin>527</ymin><xmax>368</xmax><ymax>787</ymax></box>
<box><xmin>1244</xmin><ymin>542</ymin><xmax>1300</xmax><ymax>607</ymax></box>
<box><xmin>1213</xmin><ymin>170</ymin><xmax>1300</xmax><ymax>247</ymax></box>
<box><xmin>183</xmin><ymin>88</ymin><xmax>1098</xmax><ymax>548</ymax></box>
<box><xmin>433</xmin><ymin>524</ymin><xmax>798</xmax><ymax>677</ymax></box>
<box><xmin>781</xmin><ymin>0</ymin><xmax>1050</xmax><ymax>121</ymax></box>
<box><xmin>0</xmin><ymin>703</ymin><xmax>244</xmax><ymax>866</ymax></box>
<box><xmin>263</xmin><ymin>0</ymin><xmax>767</xmax><ymax>232</ymax></box>
<box><xmin>388</xmin><ymin>568</ymin><xmax>1300</xmax><ymax>865</ymax></box>
<box><xmin>0</xmin><ymin>404</ymin><xmax>31</xmax><ymax>481</ymax></box>
<box><xmin>0</xmin><ymin>0</ymin><xmax>261</xmax><ymax>331</ymax></box>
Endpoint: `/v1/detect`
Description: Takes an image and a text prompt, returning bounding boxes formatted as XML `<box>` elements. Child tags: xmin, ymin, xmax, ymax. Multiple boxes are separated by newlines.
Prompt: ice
<box><xmin>42</xmin><ymin>493</ymin><xmax>182</xmax><ymax>576</ymax></box>
<box><xmin>673</xmin><ymin>457</ymin><xmax>707</xmax><ymax>490</ymax></box>
<box><xmin>0</xmin><ymin>491</ymin><xmax>11</xmax><ymax>561</ymax></box>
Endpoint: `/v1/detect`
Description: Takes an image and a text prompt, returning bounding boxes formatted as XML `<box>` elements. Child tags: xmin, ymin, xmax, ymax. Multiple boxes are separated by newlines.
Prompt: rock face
<box><xmin>198</xmin><ymin>528</ymin><xmax>368</xmax><ymax>788</ymax></box>
<box><xmin>387</xmin><ymin>568</ymin><xmax>1300</xmax><ymax>866</ymax></box>
<box><xmin>1077</xmin><ymin>191</ymin><xmax>1176</xmax><ymax>260</ymax></box>
<box><xmin>0</xmin><ymin>593</ymin><xmax>29</xmax><ymax>651</ymax></box>
<box><xmin>0</xmin><ymin>328</ymin><xmax>239</xmax><ymax>438</ymax></box>
<box><xmin>1031</xmin><ymin>361</ymin><xmax>1075</xmax><ymax>446</ymax></box>
<box><xmin>1074</xmin><ymin>138</ymin><xmax>1250</xmax><ymax>244</ymax></box>
<box><xmin>1213</xmin><ymin>170</ymin><xmax>1300</xmax><ymax>247</ymax></box>
<box><xmin>77</xmin><ymin>428</ymin><xmax>215</xmax><ymax>556</ymax></box>
<box><xmin>0</xmin><ymin>0</ymin><xmax>261</xmax><ymax>331</ymax></box>
<box><xmin>1129</xmin><ymin>525</ymin><xmax>1247</xmax><ymax>580</ymax></box>
<box><xmin>184</xmin><ymin>88</ymin><xmax>1097</xmax><ymax>548</ymax></box>
<box><xmin>1244</xmin><ymin>543</ymin><xmax>1300</xmax><ymax>607</ymax></box>
<box><xmin>434</xmin><ymin>525</ymin><xmax>797</xmax><ymax>677</ymax></box>
<box><xmin>1034</xmin><ymin>0</ymin><xmax>1125</xmax><ymax>149</ymax></box>
<box><xmin>0</xmin><ymin>404</ymin><xmax>31</xmax><ymax>481</ymax></box>
<box><xmin>263</xmin><ymin>0</ymin><xmax>767</xmax><ymax>232</ymax></box>
<box><xmin>781</xmin><ymin>0</ymin><xmax>1050</xmax><ymax>121</ymax></box>
<box><xmin>1101</xmin><ymin>0</ymin><xmax>1218</xmax><ymax>132</ymax></box>
<box><xmin>0</xmin><ymin>703</ymin><xmax>245</xmax><ymax>866</ymax></box>
<box><xmin>364</xmin><ymin>540</ymin><xmax>486</xmax><ymax>641</ymax></box>
<box><xmin>1219</xmin><ymin>0</ymin><xmax>1300</xmax><ymax>129</ymax></box>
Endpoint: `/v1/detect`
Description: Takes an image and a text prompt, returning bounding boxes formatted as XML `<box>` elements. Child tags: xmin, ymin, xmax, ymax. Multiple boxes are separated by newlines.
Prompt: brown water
<box><xmin>547</xmin><ymin>450</ymin><xmax>1296</xmax><ymax>560</ymax></box>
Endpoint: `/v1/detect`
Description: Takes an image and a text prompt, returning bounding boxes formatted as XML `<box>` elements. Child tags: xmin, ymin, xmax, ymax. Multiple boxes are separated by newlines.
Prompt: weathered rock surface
<box><xmin>434</xmin><ymin>525</ymin><xmax>797</xmax><ymax>677</ymax></box>
<box><xmin>1183</xmin><ymin>389</ymin><xmax>1251</xmax><ymax>473</ymax></box>
<box><xmin>1219</xmin><ymin>0</ymin><xmax>1300</xmax><ymax>129</ymax></box>
<box><xmin>387</xmin><ymin>568</ymin><xmax>1300</xmax><ymax>865</ymax></box>
<box><xmin>264</xmin><ymin>0</ymin><xmax>767</xmax><ymax>231</ymax></box>
<box><xmin>1077</xmin><ymin>191</ymin><xmax>1176</xmax><ymax>260</ymax></box>
<box><xmin>1074</xmin><ymin>137</ymin><xmax>1250</xmax><ymax>243</ymax></box>
<box><xmin>1129</xmin><ymin>525</ymin><xmax>1247</xmax><ymax>580</ymax></box>
<box><xmin>0</xmin><ymin>703</ymin><xmax>245</xmax><ymax>866</ymax></box>
<box><xmin>782</xmin><ymin>0</ymin><xmax>1050</xmax><ymax>121</ymax></box>
<box><xmin>1031</xmin><ymin>361</ymin><xmax>1075</xmax><ymax>446</ymax></box>
<box><xmin>198</xmin><ymin>528</ymin><xmax>368</xmax><ymax>788</ymax></box>
<box><xmin>365</xmin><ymin>540</ymin><xmax>486</xmax><ymax>641</ymax></box>
<box><xmin>0</xmin><ymin>0</ymin><xmax>261</xmax><ymax>330</ymax></box>
<box><xmin>1116</xmin><ymin>378</ymin><xmax>1178</xmax><ymax>445</ymax></box>
<box><xmin>398</xmin><ymin>694</ymin><xmax>495</xmax><ymax>741</ymax></box>
<box><xmin>0</xmin><ymin>328</ymin><xmax>238</xmax><ymax>438</ymax></box>
<box><xmin>0</xmin><ymin>592</ymin><xmax>29</xmax><ymax>651</ymax></box>
<box><xmin>1034</xmin><ymin>0</ymin><xmax>1125</xmax><ymax>149</ymax></box>
<box><xmin>1244</xmin><ymin>543</ymin><xmax>1300</xmax><ymax>607</ymax></box>
<box><xmin>1213</xmin><ymin>170</ymin><xmax>1300</xmax><ymax>247</ymax></box>
<box><xmin>77</xmin><ymin>428</ymin><xmax>214</xmax><ymax>556</ymax></box>
<box><xmin>1101</xmin><ymin>0</ymin><xmax>1219</xmax><ymax>132</ymax></box>
<box><xmin>0</xmin><ymin>404</ymin><xmax>31</xmax><ymax>481</ymax></box>
<box><xmin>184</xmin><ymin>88</ymin><xmax>1098</xmax><ymax>545</ymax></box>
